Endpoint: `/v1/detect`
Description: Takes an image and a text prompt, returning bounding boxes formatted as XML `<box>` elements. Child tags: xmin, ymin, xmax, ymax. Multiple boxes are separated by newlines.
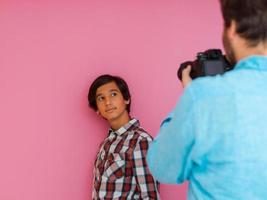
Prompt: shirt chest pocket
<box><xmin>103</xmin><ymin>153</ymin><xmax>126</xmax><ymax>181</ymax></box>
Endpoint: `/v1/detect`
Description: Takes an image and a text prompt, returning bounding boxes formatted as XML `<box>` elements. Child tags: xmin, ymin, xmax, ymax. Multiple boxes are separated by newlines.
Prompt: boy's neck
<box><xmin>109</xmin><ymin>111</ymin><xmax>131</xmax><ymax>131</ymax></box>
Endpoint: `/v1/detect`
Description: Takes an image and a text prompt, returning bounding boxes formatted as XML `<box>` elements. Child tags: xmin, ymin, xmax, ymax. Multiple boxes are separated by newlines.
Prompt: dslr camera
<box><xmin>177</xmin><ymin>49</ymin><xmax>233</xmax><ymax>81</ymax></box>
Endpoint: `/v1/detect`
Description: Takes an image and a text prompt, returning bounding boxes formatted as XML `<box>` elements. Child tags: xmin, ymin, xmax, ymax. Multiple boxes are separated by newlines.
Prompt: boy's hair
<box><xmin>220</xmin><ymin>0</ymin><xmax>267</xmax><ymax>46</ymax></box>
<box><xmin>88</xmin><ymin>74</ymin><xmax>131</xmax><ymax>112</ymax></box>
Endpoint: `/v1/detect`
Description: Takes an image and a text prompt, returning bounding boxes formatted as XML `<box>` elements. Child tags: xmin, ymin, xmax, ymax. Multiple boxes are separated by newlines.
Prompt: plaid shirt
<box><xmin>92</xmin><ymin>118</ymin><xmax>160</xmax><ymax>199</ymax></box>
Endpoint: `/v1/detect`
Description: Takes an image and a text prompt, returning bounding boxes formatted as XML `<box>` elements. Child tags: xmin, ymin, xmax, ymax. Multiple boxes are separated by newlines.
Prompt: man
<box><xmin>147</xmin><ymin>0</ymin><xmax>267</xmax><ymax>199</ymax></box>
<box><xmin>88</xmin><ymin>74</ymin><xmax>159</xmax><ymax>199</ymax></box>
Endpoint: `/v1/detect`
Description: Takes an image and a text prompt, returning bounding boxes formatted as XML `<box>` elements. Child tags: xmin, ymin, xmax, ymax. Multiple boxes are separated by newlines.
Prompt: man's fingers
<box><xmin>182</xmin><ymin>65</ymin><xmax>192</xmax><ymax>88</ymax></box>
<box><xmin>182</xmin><ymin>65</ymin><xmax>191</xmax><ymax>76</ymax></box>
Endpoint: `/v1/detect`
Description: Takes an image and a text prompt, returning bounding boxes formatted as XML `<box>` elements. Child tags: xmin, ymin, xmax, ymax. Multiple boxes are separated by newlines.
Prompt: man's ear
<box><xmin>228</xmin><ymin>20</ymin><xmax>237</xmax><ymax>40</ymax></box>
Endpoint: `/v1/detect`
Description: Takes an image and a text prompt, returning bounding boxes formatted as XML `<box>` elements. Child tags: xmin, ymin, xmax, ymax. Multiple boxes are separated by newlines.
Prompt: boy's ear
<box><xmin>96</xmin><ymin>110</ymin><xmax>100</xmax><ymax>115</ymax></box>
<box><xmin>125</xmin><ymin>99</ymin><xmax>130</xmax><ymax>105</ymax></box>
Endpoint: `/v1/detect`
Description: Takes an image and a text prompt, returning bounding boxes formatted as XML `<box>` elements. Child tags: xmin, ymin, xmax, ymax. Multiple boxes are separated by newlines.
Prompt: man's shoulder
<box><xmin>187</xmin><ymin>73</ymin><xmax>232</xmax><ymax>100</ymax></box>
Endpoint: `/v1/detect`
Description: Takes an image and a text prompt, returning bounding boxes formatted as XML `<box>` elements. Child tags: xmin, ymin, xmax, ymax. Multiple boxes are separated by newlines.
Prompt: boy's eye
<box><xmin>111</xmin><ymin>92</ymin><xmax>117</xmax><ymax>97</ymax></box>
<box><xmin>97</xmin><ymin>96</ymin><xmax>104</xmax><ymax>102</ymax></box>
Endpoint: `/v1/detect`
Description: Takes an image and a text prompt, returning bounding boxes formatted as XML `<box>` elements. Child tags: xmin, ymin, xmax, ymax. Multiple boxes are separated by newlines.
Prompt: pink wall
<box><xmin>0</xmin><ymin>1</ymin><xmax>223</xmax><ymax>199</ymax></box>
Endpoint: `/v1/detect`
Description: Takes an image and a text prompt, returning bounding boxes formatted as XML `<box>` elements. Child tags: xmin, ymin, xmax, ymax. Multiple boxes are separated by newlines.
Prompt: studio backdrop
<box><xmin>0</xmin><ymin>0</ymin><xmax>222</xmax><ymax>199</ymax></box>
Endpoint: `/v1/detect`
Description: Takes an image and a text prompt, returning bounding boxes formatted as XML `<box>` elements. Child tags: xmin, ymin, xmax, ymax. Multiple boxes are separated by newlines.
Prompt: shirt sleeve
<box><xmin>147</xmin><ymin>86</ymin><xmax>196</xmax><ymax>184</ymax></box>
<box><xmin>132</xmin><ymin>137</ymin><xmax>160</xmax><ymax>199</ymax></box>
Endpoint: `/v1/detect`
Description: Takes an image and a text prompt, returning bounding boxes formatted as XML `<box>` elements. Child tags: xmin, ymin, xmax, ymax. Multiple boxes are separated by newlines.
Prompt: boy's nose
<box><xmin>105</xmin><ymin>98</ymin><xmax>111</xmax><ymax>105</ymax></box>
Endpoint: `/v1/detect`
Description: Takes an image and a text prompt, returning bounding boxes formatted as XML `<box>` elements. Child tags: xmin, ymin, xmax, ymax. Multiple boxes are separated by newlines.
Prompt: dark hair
<box><xmin>220</xmin><ymin>0</ymin><xmax>267</xmax><ymax>46</ymax></box>
<box><xmin>88</xmin><ymin>74</ymin><xmax>131</xmax><ymax>112</ymax></box>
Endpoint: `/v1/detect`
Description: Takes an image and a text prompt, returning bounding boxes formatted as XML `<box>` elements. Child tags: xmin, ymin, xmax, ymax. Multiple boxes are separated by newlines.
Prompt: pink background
<box><xmin>0</xmin><ymin>1</ymin><xmax>223</xmax><ymax>199</ymax></box>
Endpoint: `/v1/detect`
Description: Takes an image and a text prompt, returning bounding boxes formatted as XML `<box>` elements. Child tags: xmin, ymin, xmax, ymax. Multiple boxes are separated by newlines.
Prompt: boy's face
<box><xmin>95</xmin><ymin>81</ymin><xmax>130</xmax><ymax>124</ymax></box>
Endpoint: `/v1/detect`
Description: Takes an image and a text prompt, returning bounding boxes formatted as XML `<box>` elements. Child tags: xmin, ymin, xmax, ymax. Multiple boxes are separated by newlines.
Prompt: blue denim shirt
<box><xmin>147</xmin><ymin>56</ymin><xmax>267</xmax><ymax>200</ymax></box>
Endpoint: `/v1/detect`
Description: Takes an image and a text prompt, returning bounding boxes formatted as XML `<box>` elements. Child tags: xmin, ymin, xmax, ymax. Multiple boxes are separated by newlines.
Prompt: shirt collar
<box><xmin>108</xmin><ymin>118</ymin><xmax>139</xmax><ymax>136</ymax></box>
<box><xmin>235</xmin><ymin>55</ymin><xmax>267</xmax><ymax>71</ymax></box>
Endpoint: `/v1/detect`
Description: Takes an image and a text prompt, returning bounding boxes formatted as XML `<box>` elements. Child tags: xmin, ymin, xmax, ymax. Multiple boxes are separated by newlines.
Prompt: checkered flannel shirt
<box><xmin>92</xmin><ymin>118</ymin><xmax>160</xmax><ymax>199</ymax></box>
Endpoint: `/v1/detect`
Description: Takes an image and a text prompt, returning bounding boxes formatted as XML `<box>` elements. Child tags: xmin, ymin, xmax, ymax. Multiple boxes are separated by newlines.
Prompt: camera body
<box><xmin>177</xmin><ymin>49</ymin><xmax>234</xmax><ymax>81</ymax></box>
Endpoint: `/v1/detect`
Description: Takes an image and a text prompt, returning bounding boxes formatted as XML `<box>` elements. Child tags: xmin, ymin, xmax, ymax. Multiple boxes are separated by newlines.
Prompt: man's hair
<box><xmin>88</xmin><ymin>74</ymin><xmax>131</xmax><ymax>112</ymax></box>
<box><xmin>220</xmin><ymin>0</ymin><xmax>267</xmax><ymax>46</ymax></box>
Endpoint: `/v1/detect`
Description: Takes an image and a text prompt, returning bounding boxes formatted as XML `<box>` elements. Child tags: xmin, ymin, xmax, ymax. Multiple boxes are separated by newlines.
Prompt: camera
<box><xmin>177</xmin><ymin>49</ymin><xmax>234</xmax><ymax>81</ymax></box>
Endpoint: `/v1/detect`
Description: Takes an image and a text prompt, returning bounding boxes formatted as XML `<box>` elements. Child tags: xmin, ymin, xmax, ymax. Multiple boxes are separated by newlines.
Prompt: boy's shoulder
<box><xmin>130</xmin><ymin>125</ymin><xmax>153</xmax><ymax>142</ymax></box>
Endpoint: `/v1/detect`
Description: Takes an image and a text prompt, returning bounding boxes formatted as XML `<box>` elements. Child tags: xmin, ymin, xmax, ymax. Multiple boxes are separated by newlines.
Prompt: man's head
<box><xmin>220</xmin><ymin>0</ymin><xmax>267</xmax><ymax>63</ymax></box>
<box><xmin>181</xmin><ymin>0</ymin><xmax>267</xmax><ymax>87</ymax></box>
<box><xmin>88</xmin><ymin>74</ymin><xmax>131</xmax><ymax>122</ymax></box>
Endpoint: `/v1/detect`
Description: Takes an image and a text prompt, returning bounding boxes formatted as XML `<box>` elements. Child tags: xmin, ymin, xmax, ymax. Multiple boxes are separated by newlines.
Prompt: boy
<box><xmin>88</xmin><ymin>74</ymin><xmax>159</xmax><ymax>199</ymax></box>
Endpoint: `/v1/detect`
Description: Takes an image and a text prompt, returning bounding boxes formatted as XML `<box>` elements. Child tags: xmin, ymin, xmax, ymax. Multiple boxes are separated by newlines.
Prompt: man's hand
<box><xmin>182</xmin><ymin>65</ymin><xmax>192</xmax><ymax>88</ymax></box>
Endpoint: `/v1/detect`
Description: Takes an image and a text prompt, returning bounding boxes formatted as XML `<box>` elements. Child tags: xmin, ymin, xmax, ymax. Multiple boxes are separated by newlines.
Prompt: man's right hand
<box><xmin>182</xmin><ymin>65</ymin><xmax>192</xmax><ymax>88</ymax></box>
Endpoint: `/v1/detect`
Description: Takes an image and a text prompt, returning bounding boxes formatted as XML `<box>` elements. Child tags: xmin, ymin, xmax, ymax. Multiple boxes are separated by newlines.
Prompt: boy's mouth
<box><xmin>105</xmin><ymin>107</ymin><xmax>116</xmax><ymax>113</ymax></box>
